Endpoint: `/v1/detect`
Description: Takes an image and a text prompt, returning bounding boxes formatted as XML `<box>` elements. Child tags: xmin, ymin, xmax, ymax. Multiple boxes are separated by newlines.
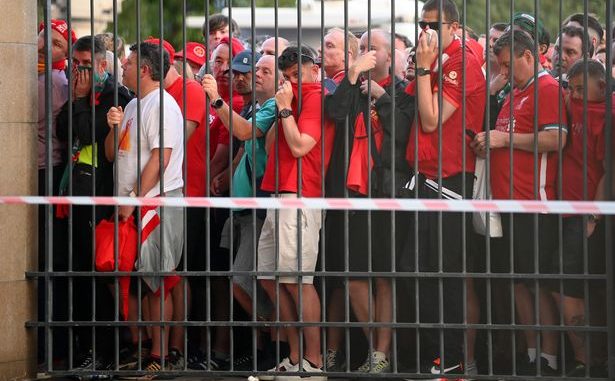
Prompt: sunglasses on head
<box><xmin>418</xmin><ymin>21</ymin><xmax>452</xmax><ymax>30</ymax></box>
<box><xmin>279</xmin><ymin>52</ymin><xmax>316</xmax><ymax>66</ymax></box>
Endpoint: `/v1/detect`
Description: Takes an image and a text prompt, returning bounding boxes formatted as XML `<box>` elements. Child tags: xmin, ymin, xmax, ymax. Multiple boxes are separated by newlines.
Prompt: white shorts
<box><xmin>257</xmin><ymin>194</ymin><xmax>322</xmax><ymax>284</ymax></box>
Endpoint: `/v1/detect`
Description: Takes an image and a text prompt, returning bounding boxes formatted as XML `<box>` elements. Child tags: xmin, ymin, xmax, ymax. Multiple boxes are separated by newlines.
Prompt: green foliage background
<box><xmin>107</xmin><ymin>0</ymin><xmax>610</xmax><ymax>48</ymax></box>
<box><xmin>110</xmin><ymin>0</ymin><xmax>295</xmax><ymax>48</ymax></box>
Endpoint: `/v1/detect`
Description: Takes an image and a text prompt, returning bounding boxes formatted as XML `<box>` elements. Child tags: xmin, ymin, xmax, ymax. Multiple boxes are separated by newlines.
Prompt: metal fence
<box><xmin>31</xmin><ymin>0</ymin><xmax>614</xmax><ymax>379</ymax></box>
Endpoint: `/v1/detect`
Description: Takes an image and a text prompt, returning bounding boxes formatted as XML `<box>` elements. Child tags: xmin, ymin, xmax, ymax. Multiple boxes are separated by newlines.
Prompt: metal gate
<box><xmin>31</xmin><ymin>0</ymin><xmax>614</xmax><ymax>379</ymax></box>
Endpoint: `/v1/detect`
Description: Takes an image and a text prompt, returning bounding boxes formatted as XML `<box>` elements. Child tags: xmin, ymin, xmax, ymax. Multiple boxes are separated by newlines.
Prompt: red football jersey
<box><xmin>405</xmin><ymin>37</ymin><xmax>486</xmax><ymax>179</ymax></box>
<box><xmin>562</xmin><ymin>95</ymin><xmax>615</xmax><ymax>201</ymax></box>
<box><xmin>260</xmin><ymin>82</ymin><xmax>335</xmax><ymax>197</ymax></box>
<box><xmin>490</xmin><ymin>71</ymin><xmax>568</xmax><ymax>200</ymax></box>
<box><xmin>185</xmin><ymin>92</ymin><xmax>244</xmax><ymax>197</ymax></box>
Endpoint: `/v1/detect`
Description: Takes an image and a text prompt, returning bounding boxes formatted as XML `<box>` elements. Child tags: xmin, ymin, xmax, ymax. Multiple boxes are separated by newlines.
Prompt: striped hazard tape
<box><xmin>0</xmin><ymin>196</ymin><xmax>614</xmax><ymax>215</ymax></box>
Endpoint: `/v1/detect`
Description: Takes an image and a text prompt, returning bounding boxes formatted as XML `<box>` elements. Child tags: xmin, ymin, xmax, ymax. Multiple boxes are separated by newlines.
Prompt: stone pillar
<box><xmin>0</xmin><ymin>0</ymin><xmax>38</xmax><ymax>379</ymax></box>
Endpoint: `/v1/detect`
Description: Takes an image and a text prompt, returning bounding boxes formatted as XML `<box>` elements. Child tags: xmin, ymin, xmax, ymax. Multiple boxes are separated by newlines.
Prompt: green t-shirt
<box><xmin>232</xmin><ymin>97</ymin><xmax>277</xmax><ymax>199</ymax></box>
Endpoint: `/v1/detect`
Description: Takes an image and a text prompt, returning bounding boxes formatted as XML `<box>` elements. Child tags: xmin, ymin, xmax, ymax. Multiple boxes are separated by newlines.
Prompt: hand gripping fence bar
<box><xmin>2</xmin><ymin>196</ymin><xmax>614</xmax><ymax>215</ymax></box>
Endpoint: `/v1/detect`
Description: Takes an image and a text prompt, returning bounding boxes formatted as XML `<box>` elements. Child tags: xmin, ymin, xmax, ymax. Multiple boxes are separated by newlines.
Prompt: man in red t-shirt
<box><xmin>471</xmin><ymin>30</ymin><xmax>568</xmax><ymax>375</ymax></box>
<box><xmin>257</xmin><ymin>46</ymin><xmax>333</xmax><ymax>377</ymax></box>
<box><xmin>554</xmin><ymin>60</ymin><xmax>612</xmax><ymax>377</ymax></box>
<box><xmin>405</xmin><ymin>0</ymin><xmax>486</xmax><ymax>376</ymax></box>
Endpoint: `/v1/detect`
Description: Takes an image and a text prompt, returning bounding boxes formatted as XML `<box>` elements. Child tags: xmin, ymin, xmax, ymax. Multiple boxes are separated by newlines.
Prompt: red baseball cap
<box><xmin>144</xmin><ymin>37</ymin><xmax>175</xmax><ymax>64</ymax></box>
<box><xmin>175</xmin><ymin>42</ymin><xmax>208</xmax><ymax>67</ymax></box>
<box><xmin>218</xmin><ymin>36</ymin><xmax>245</xmax><ymax>57</ymax></box>
<box><xmin>38</xmin><ymin>19</ymin><xmax>77</xmax><ymax>44</ymax></box>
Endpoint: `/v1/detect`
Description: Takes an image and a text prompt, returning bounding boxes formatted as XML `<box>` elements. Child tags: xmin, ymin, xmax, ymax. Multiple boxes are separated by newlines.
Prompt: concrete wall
<box><xmin>0</xmin><ymin>0</ymin><xmax>39</xmax><ymax>379</ymax></box>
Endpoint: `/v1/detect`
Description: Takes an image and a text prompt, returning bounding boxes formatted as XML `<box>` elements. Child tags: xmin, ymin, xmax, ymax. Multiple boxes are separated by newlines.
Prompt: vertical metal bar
<box><xmin>460</xmin><ymin>2</ymin><xmax>468</xmax><ymax>377</ymax></box>
<box><xmin>296</xmin><ymin>0</ymin><xmax>305</xmax><ymax>372</ymax></box>
<box><xmin>228</xmin><ymin>0</ymin><xmax>235</xmax><ymax>370</ymax></box>
<box><xmin>181</xmin><ymin>0</ymin><xmax>189</xmax><ymax>370</ymax></box>
<box><xmin>157</xmin><ymin>0</ymin><xmax>166</xmax><ymax>368</ymax></box>
<box><xmin>203</xmin><ymin>0</ymin><xmax>212</xmax><ymax>373</ymax></box>
<box><xmin>531</xmin><ymin>1</ymin><xmax>541</xmax><ymax>374</ymax></box>
<box><xmin>389</xmin><ymin>0</ymin><xmax>397</xmax><ymax>375</ymax></box>
<box><xmin>413</xmin><ymin>0</ymin><xmax>420</xmax><ymax>373</ymax></box>
<box><xmin>508</xmin><ymin>0</ymin><xmax>517</xmax><ymax>375</ymax></box>
<box><xmin>135</xmin><ymin>0</ymin><xmax>144</xmax><ymax>370</ymax></box>
<box><xmin>42</xmin><ymin>0</ymin><xmax>53</xmax><ymax>371</ymax></box>
<box><xmin>365</xmin><ymin>0</ymin><xmax>374</xmax><ymax>371</ymax></box>
<box><xmin>89</xmin><ymin>0</ymin><xmax>97</xmax><ymax>366</ymax></box>
<box><xmin>605</xmin><ymin>1</ymin><xmax>615</xmax><ymax>378</ymax></box>
<box><xmin>319</xmin><ymin>0</ymin><xmax>327</xmax><ymax>372</ymax></box>
<box><xmin>483</xmin><ymin>0</ymin><xmax>493</xmax><ymax>377</ymax></box>
<box><xmin>249</xmin><ymin>0</ymin><xmax>258</xmax><ymax>372</ymax></box>
<box><xmin>581</xmin><ymin>2</ymin><xmax>591</xmax><ymax>376</ymax></box>
<box><xmin>112</xmin><ymin>0</ymin><xmax>121</xmax><ymax>371</ymax></box>
<box><xmin>343</xmin><ymin>0</ymin><xmax>351</xmax><ymax>372</ymax></box>
<box><xmin>66</xmin><ymin>0</ymin><xmax>75</xmax><ymax>370</ymax></box>
<box><xmin>273</xmin><ymin>0</ymin><xmax>281</xmax><ymax>370</ymax></box>
<box><xmin>556</xmin><ymin>0</ymin><xmax>566</xmax><ymax>375</ymax></box>
<box><xmin>436</xmin><ymin>0</ymin><xmax>444</xmax><ymax>371</ymax></box>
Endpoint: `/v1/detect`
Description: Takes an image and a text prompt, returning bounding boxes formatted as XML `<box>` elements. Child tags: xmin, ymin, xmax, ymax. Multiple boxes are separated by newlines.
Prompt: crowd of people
<box><xmin>37</xmin><ymin>0</ymin><xmax>613</xmax><ymax>379</ymax></box>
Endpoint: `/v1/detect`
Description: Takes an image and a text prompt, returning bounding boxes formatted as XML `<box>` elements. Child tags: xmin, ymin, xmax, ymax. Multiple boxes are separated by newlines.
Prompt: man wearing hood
<box><xmin>56</xmin><ymin>34</ymin><xmax>132</xmax><ymax>374</ymax></box>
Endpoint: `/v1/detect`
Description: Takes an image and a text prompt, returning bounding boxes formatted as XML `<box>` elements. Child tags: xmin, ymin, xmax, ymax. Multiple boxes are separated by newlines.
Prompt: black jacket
<box><xmin>57</xmin><ymin>74</ymin><xmax>133</xmax><ymax>197</ymax></box>
<box><xmin>324</xmin><ymin>75</ymin><xmax>415</xmax><ymax>197</ymax></box>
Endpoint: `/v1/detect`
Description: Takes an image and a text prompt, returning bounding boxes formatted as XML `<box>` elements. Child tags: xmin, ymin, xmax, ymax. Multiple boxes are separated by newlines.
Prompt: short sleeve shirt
<box><xmin>405</xmin><ymin>37</ymin><xmax>486</xmax><ymax>179</ymax></box>
<box><xmin>490</xmin><ymin>71</ymin><xmax>568</xmax><ymax>200</ymax></box>
<box><xmin>260</xmin><ymin>82</ymin><xmax>335</xmax><ymax>197</ymax></box>
<box><xmin>232</xmin><ymin>98</ymin><xmax>277</xmax><ymax>198</ymax></box>
<box><xmin>117</xmin><ymin>90</ymin><xmax>184</xmax><ymax>197</ymax></box>
<box><xmin>562</xmin><ymin>95</ymin><xmax>614</xmax><ymax>201</ymax></box>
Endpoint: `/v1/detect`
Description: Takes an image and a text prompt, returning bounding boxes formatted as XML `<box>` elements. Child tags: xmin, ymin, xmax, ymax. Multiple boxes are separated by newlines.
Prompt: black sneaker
<box><xmin>566</xmin><ymin>361</ymin><xmax>588</xmax><ymax>377</ymax></box>
<box><xmin>232</xmin><ymin>352</ymin><xmax>255</xmax><ymax>371</ymax></box>
<box><xmin>186</xmin><ymin>349</ymin><xmax>229</xmax><ymax>371</ymax></box>
<box><xmin>539</xmin><ymin>358</ymin><xmax>559</xmax><ymax>377</ymax></box>
<box><xmin>166</xmin><ymin>348</ymin><xmax>185</xmax><ymax>371</ymax></box>
<box><xmin>515</xmin><ymin>354</ymin><xmax>536</xmax><ymax>376</ymax></box>
<box><xmin>325</xmin><ymin>349</ymin><xmax>346</xmax><ymax>372</ymax></box>
<box><xmin>71</xmin><ymin>351</ymin><xmax>113</xmax><ymax>380</ymax></box>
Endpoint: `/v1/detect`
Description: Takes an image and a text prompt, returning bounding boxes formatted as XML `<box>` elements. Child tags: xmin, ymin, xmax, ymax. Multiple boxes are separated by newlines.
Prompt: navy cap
<box><xmin>231</xmin><ymin>50</ymin><xmax>262</xmax><ymax>73</ymax></box>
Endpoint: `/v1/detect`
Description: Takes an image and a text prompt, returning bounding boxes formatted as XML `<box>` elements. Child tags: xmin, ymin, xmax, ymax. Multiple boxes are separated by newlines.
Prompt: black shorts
<box><xmin>491</xmin><ymin>213</ymin><xmax>557</xmax><ymax>281</ymax></box>
<box><xmin>411</xmin><ymin>173</ymin><xmax>474</xmax><ymax>273</ymax></box>
<box><xmin>323</xmin><ymin>209</ymin><xmax>394</xmax><ymax>274</ymax></box>
<box><xmin>547</xmin><ymin>216</ymin><xmax>606</xmax><ymax>298</ymax></box>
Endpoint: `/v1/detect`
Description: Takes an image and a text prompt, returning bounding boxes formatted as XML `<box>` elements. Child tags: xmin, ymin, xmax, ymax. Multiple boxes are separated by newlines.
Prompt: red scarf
<box><xmin>38</xmin><ymin>60</ymin><xmax>67</xmax><ymax>74</ymax></box>
<box><xmin>347</xmin><ymin>76</ymin><xmax>391</xmax><ymax>195</ymax></box>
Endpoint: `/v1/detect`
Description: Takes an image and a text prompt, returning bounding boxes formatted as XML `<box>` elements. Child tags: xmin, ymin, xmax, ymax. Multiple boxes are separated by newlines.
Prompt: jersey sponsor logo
<box><xmin>495</xmin><ymin>116</ymin><xmax>515</xmax><ymax>132</ymax></box>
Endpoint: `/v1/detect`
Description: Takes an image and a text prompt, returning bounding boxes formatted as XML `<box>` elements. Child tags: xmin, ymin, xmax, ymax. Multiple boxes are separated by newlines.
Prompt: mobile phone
<box><xmin>77</xmin><ymin>65</ymin><xmax>92</xmax><ymax>72</ymax></box>
<box><xmin>465</xmin><ymin>129</ymin><xmax>477</xmax><ymax>139</ymax></box>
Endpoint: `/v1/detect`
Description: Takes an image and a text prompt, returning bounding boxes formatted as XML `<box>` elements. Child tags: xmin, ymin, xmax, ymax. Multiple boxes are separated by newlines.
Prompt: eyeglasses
<box><xmin>419</xmin><ymin>21</ymin><xmax>452</xmax><ymax>30</ymax></box>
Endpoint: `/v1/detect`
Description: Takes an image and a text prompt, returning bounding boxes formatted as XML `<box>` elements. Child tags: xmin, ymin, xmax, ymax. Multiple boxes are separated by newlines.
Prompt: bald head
<box><xmin>359</xmin><ymin>29</ymin><xmax>392</xmax><ymax>79</ymax></box>
<box><xmin>255</xmin><ymin>54</ymin><xmax>280</xmax><ymax>100</ymax></box>
<box><xmin>260</xmin><ymin>37</ymin><xmax>289</xmax><ymax>57</ymax></box>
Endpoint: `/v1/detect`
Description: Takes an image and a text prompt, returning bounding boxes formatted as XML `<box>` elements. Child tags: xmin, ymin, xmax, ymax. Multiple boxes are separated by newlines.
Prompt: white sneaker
<box><xmin>259</xmin><ymin>357</ymin><xmax>298</xmax><ymax>380</ymax></box>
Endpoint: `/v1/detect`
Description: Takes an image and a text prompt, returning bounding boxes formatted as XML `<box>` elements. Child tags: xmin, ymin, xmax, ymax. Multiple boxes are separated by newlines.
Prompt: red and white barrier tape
<box><xmin>0</xmin><ymin>196</ymin><xmax>614</xmax><ymax>215</ymax></box>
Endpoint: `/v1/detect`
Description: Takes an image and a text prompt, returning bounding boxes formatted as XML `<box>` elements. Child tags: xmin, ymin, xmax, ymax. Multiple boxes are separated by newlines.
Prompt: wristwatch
<box><xmin>212</xmin><ymin>97</ymin><xmax>224</xmax><ymax>109</ymax></box>
<box><xmin>416</xmin><ymin>67</ymin><xmax>431</xmax><ymax>77</ymax></box>
<box><xmin>278</xmin><ymin>108</ymin><xmax>293</xmax><ymax>118</ymax></box>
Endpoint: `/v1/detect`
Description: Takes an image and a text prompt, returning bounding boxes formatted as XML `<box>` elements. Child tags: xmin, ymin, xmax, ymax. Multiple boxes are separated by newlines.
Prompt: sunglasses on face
<box><xmin>418</xmin><ymin>21</ymin><xmax>452</xmax><ymax>30</ymax></box>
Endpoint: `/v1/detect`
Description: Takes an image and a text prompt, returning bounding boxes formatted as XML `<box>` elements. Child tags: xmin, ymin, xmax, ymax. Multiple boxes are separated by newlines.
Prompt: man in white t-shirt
<box><xmin>106</xmin><ymin>41</ymin><xmax>184</xmax><ymax>374</ymax></box>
